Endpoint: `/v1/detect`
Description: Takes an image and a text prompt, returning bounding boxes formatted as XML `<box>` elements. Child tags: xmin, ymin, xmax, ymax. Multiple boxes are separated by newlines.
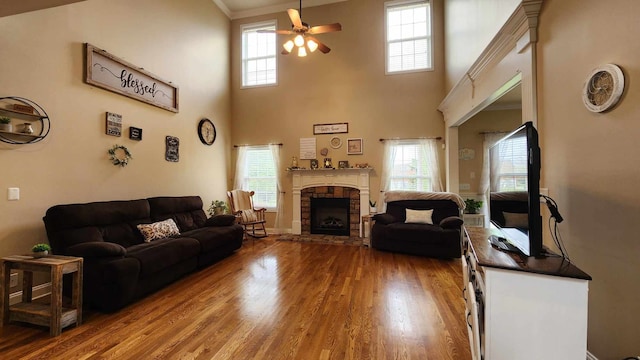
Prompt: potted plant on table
<box><xmin>369</xmin><ymin>200</ymin><xmax>378</xmax><ymax>214</ymax></box>
<box><xmin>208</xmin><ymin>200</ymin><xmax>229</xmax><ymax>216</ymax></box>
<box><xmin>0</xmin><ymin>117</ymin><xmax>11</xmax><ymax>132</ymax></box>
<box><xmin>464</xmin><ymin>199</ymin><xmax>483</xmax><ymax>214</ymax></box>
<box><xmin>32</xmin><ymin>243</ymin><xmax>51</xmax><ymax>258</ymax></box>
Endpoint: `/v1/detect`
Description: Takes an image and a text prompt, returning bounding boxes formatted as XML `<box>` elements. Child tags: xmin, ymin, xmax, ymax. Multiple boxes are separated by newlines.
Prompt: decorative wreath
<box><xmin>108</xmin><ymin>144</ymin><xmax>132</xmax><ymax>167</ymax></box>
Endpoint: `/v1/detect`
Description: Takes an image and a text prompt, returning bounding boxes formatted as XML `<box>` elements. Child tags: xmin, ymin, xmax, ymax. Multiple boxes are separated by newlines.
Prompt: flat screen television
<box><xmin>488</xmin><ymin>121</ymin><xmax>542</xmax><ymax>257</ymax></box>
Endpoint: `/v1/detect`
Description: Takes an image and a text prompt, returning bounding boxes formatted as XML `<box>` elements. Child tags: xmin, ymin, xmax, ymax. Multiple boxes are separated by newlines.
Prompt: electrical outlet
<box><xmin>10</xmin><ymin>273</ymin><xmax>18</xmax><ymax>287</ymax></box>
<box><xmin>460</xmin><ymin>183</ymin><xmax>471</xmax><ymax>191</ymax></box>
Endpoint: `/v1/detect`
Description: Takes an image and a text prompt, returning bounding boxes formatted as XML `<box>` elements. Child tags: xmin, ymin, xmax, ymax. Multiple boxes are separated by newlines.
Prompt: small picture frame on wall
<box><xmin>129</xmin><ymin>127</ymin><xmax>142</xmax><ymax>141</ymax></box>
<box><xmin>347</xmin><ymin>138</ymin><xmax>363</xmax><ymax>155</ymax></box>
<box><xmin>338</xmin><ymin>161</ymin><xmax>349</xmax><ymax>169</ymax></box>
<box><xmin>165</xmin><ymin>136</ymin><xmax>179</xmax><ymax>162</ymax></box>
<box><xmin>310</xmin><ymin>159</ymin><xmax>319</xmax><ymax>169</ymax></box>
<box><xmin>106</xmin><ymin>112</ymin><xmax>122</xmax><ymax>137</ymax></box>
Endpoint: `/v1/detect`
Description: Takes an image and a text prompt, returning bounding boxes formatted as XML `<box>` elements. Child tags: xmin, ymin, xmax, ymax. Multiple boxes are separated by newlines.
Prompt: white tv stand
<box><xmin>463</xmin><ymin>227</ymin><xmax>591</xmax><ymax>360</ymax></box>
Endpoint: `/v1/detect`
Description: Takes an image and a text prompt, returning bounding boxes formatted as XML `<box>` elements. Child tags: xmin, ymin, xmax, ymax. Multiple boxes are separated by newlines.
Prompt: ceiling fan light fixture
<box><xmin>307</xmin><ymin>39</ymin><xmax>318</xmax><ymax>52</ymax></box>
<box><xmin>294</xmin><ymin>34</ymin><xmax>305</xmax><ymax>47</ymax></box>
<box><xmin>283</xmin><ymin>40</ymin><xmax>294</xmax><ymax>53</ymax></box>
<box><xmin>297</xmin><ymin>46</ymin><xmax>307</xmax><ymax>57</ymax></box>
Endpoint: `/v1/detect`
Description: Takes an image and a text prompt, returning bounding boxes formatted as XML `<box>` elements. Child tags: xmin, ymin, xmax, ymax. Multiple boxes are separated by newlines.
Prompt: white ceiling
<box><xmin>209</xmin><ymin>0</ymin><xmax>347</xmax><ymax>19</ymax></box>
<box><xmin>1</xmin><ymin>0</ymin><xmax>346</xmax><ymax>20</ymax></box>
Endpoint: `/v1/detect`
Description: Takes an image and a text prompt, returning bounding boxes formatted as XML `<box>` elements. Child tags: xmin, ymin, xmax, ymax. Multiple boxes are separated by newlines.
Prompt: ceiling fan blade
<box><xmin>288</xmin><ymin>8</ymin><xmax>303</xmax><ymax>29</ymax></box>
<box><xmin>307</xmin><ymin>36</ymin><xmax>331</xmax><ymax>54</ymax></box>
<box><xmin>281</xmin><ymin>49</ymin><xmax>291</xmax><ymax>55</ymax></box>
<box><xmin>308</xmin><ymin>23</ymin><xmax>342</xmax><ymax>34</ymax></box>
<box><xmin>257</xmin><ymin>29</ymin><xmax>294</xmax><ymax>35</ymax></box>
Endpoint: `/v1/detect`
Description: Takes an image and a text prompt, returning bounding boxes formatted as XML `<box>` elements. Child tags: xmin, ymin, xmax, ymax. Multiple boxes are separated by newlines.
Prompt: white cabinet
<box><xmin>463</xmin><ymin>227</ymin><xmax>591</xmax><ymax>360</ymax></box>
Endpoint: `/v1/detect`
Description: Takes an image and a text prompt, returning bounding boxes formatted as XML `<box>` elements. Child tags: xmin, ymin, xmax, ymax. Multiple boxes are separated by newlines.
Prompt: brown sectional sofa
<box><xmin>43</xmin><ymin>196</ymin><xmax>243</xmax><ymax>312</ymax></box>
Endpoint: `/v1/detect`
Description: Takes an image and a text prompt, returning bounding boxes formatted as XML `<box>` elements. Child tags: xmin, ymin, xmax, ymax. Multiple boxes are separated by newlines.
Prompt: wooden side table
<box><xmin>0</xmin><ymin>255</ymin><xmax>83</xmax><ymax>336</ymax></box>
<box><xmin>361</xmin><ymin>214</ymin><xmax>376</xmax><ymax>247</ymax></box>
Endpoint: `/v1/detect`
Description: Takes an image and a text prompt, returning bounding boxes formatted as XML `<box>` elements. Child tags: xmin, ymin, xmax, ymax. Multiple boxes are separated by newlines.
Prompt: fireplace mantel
<box><xmin>290</xmin><ymin>168</ymin><xmax>372</xmax><ymax>235</ymax></box>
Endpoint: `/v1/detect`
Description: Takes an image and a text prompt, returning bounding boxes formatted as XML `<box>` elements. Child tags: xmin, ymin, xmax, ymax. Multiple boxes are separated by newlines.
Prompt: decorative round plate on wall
<box><xmin>582</xmin><ymin>64</ymin><xmax>625</xmax><ymax>113</ymax></box>
<box><xmin>330</xmin><ymin>136</ymin><xmax>342</xmax><ymax>149</ymax></box>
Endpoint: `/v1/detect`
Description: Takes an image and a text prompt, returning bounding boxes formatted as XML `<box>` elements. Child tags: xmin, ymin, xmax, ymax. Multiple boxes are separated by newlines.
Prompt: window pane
<box><xmin>244</xmin><ymin>147</ymin><xmax>277</xmax><ymax>208</ymax></box>
<box><xmin>242</xmin><ymin>21</ymin><xmax>277</xmax><ymax>87</ymax></box>
<box><xmin>386</xmin><ymin>1</ymin><xmax>431</xmax><ymax>73</ymax></box>
<box><xmin>388</xmin><ymin>142</ymin><xmax>433</xmax><ymax>192</ymax></box>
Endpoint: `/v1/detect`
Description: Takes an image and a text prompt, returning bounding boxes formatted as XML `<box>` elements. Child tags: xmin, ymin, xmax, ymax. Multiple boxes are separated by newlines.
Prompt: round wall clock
<box><xmin>582</xmin><ymin>64</ymin><xmax>625</xmax><ymax>113</ymax></box>
<box><xmin>330</xmin><ymin>136</ymin><xmax>342</xmax><ymax>149</ymax></box>
<box><xmin>198</xmin><ymin>118</ymin><xmax>216</xmax><ymax>145</ymax></box>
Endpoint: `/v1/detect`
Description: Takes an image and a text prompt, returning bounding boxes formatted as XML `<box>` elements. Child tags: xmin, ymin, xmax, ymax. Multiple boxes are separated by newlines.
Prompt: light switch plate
<box><xmin>8</xmin><ymin>187</ymin><xmax>20</xmax><ymax>201</ymax></box>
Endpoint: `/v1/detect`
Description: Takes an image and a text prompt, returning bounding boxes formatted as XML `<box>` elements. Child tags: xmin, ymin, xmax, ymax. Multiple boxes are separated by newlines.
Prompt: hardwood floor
<box><xmin>0</xmin><ymin>237</ymin><xmax>471</xmax><ymax>360</ymax></box>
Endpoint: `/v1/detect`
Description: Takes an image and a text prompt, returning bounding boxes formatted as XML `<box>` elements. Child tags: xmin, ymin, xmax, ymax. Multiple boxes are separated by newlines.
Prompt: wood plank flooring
<box><xmin>0</xmin><ymin>237</ymin><xmax>471</xmax><ymax>360</ymax></box>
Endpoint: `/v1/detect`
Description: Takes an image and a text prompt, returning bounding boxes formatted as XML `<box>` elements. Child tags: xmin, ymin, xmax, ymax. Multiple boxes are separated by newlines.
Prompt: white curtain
<box><xmin>378</xmin><ymin>139</ymin><xmax>442</xmax><ymax>211</ymax></box>
<box><xmin>479</xmin><ymin>133</ymin><xmax>507</xmax><ymax>224</ymax></box>
<box><xmin>418</xmin><ymin>138</ymin><xmax>443</xmax><ymax>192</ymax></box>
<box><xmin>269</xmin><ymin>144</ymin><xmax>285</xmax><ymax>232</ymax></box>
<box><xmin>378</xmin><ymin>139</ymin><xmax>400</xmax><ymax>211</ymax></box>
<box><xmin>233</xmin><ymin>146</ymin><xmax>248</xmax><ymax>190</ymax></box>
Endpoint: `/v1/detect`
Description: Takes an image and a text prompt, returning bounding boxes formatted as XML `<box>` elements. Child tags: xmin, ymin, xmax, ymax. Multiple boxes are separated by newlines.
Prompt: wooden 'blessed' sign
<box><xmin>85</xmin><ymin>43</ymin><xmax>179</xmax><ymax>113</ymax></box>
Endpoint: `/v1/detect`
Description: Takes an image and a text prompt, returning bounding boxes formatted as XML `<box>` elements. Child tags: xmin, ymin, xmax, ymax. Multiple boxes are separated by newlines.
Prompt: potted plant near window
<box><xmin>32</xmin><ymin>243</ymin><xmax>51</xmax><ymax>258</ymax></box>
<box><xmin>369</xmin><ymin>200</ymin><xmax>378</xmax><ymax>214</ymax></box>
<box><xmin>208</xmin><ymin>200</ymin><xmax>229</xmax><ymax>216</ymax></box>
<box><xmin>0</xmin><ymin>117</ymin><xmax>11</xmax><ymax>132</ymax></box>
<box><xmin>464</xmin><ymin>199</ymin><xmax>483</xmax><ymax>214</ymax></box>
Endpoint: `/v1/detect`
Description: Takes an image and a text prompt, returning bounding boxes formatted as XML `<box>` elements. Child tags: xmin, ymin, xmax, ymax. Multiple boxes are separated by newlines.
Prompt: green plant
<box><xmin>369</xmin><ymin>200</ymin><xmax>377</xmax><ymax>207</ymax></box>
<box><xmin>464</xmin><ymin>199</ymin><xmax>483</xmax><ymax>214</ymax></box>
<box><xmin>0</xmin><ymin>117</ymin><xmax>10</xmax><ymax>124</ymax></box>
<box><xmin>208</xmin><ymin>200</ymin><xmax>229</xmax><ymax>216</ymax></box>
<box><xmin>32</xmin><ymin>243</ymin><xmax>51</xmax><ymax>253</ymax></box>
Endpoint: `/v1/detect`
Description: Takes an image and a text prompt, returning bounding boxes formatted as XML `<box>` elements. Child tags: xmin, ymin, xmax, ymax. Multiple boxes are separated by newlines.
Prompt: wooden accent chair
<box><xmin>227</xmin><ymin>190</ymin><xmax>268</xmax><ymax>238</ymax></box>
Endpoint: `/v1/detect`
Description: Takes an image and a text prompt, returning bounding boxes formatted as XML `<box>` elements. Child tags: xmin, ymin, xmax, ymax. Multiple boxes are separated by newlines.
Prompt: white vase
<box><xmin>0</xmin><ymin>123</ymin><xmax>12</xmax><ymax>132</ymax></box>
<box><xmin>370</xmin><ymin>207</ymin><xmax>378</xmax><ymax>214</ymax></box>
<box><xmin>33</xmin><ymin>250</ymin><xmax>48</xmax><ymax>258</ymax></box>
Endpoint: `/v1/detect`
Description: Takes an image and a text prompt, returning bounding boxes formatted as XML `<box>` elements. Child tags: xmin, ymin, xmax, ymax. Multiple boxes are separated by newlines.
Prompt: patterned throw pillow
<box><xmin>137</xmin><ymin>219</ymin><xmax>181</xmax><ymax>242</ymax></box>
<box><xmin>240</xmin><ymin>209</ymin><xmax>258</xmax><ymax>223</ymax></box>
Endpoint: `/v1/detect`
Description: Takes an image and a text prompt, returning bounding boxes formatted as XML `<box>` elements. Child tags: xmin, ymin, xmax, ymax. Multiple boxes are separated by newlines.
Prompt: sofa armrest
<box><xmin>373</xmin><ymin>213</ymin><xmax>397</xmax><ymax>225</ymax></box>
<box><xmin>204</xmin><ymin>214</ymin><xmax>238</xmax><ymax>227</ymax></box>
<box><xmin>66</xmin><ymin>242</ymin><xmax>126</xmax><ymax>258</ymax></box>
<box><xmin>439</xmin><ymin>216</ymin><xmax>464</xmax><ymax>229</ymax></box>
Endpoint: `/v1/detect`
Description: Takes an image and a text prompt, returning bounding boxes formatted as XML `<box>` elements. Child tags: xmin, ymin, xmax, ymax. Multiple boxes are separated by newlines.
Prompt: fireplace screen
<box><xmin>310</xmin><ymin>197</ymin><xmax>350</xmax><ymax>236</ymax></box>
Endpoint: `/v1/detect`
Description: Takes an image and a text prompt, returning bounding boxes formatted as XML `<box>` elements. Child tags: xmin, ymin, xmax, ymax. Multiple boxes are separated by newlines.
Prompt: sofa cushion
<box><xmin>384</xmin><ymin>223</ymin><xmax>445</xmax><ymax>244</ymax></box>
<box><xmin>205</xmin><ymin>214</ymin><xmax>237</xmax><ymax>227</ymax></box>
<box><xmin>181</xmin><ymin>225</ymin><xmax>244</xmax><ymax>253</ymax></box>
<box><xmin>405</xmin><ymin>209</ymin><xmax>434</xmax><ymax>224</ymax></box>
<box><xmin>137</xmin><ymin>219</ymin><xmax>181</xmax><ymax>242</ymax></box>
<box><xmin>126</xmin><ymin>237</ymin><xmax>200</xmax><ymax>276</ymax></box>
<box><xmin>373</xmin><ymin>213</ymin><xmax>396</xmax><ymax>225</ymax></box>
<box><xmin>66</xmin><ymin>242</ymin><xmax>126</xmax><ymax>258</ymax></box>
<box><xmin>148</xmin><ymin>196</ymin><xmax>207</xmax><ymax>231</ymax></box>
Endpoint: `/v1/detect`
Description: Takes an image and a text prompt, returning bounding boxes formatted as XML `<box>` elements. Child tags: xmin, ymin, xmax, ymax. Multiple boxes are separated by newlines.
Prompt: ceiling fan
<box><xmin>258</xmin><ymin>0</ymin><xmax>342</xmax><ymax>57</ymax></box>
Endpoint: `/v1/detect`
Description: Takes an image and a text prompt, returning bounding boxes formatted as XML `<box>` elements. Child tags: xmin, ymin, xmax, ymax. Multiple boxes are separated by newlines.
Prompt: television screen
<box><xmin>488</xmin><ymin>121</ymin><xmax>542</xmax><ymax>257</ymax></box>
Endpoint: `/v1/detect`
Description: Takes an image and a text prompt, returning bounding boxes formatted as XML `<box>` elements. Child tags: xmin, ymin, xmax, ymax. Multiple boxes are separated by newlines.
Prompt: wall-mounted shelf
<box><xmin>0</xmin><ymin>97</ymin><xmax>50</xmax><ymax>144</ymax></box>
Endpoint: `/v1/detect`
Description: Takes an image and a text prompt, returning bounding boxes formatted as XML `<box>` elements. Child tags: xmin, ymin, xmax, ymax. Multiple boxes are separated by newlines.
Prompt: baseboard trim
<box><xmin>9</xmin><ymin>282</ymin><xmax>52</xmax><ymax>306</ymax></box>
<box><xmin>586</xmin><ymin>351</ymin><xmax>598</xmax><ymax>360</ymax></box>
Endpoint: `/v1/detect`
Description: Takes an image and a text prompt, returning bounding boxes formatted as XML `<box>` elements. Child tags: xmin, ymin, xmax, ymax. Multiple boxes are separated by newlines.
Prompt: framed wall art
<box><xmin>129</xmin><ymin>127</ymin><xmax>142</xmax><ymax>141</ymax></box>
<box><xmin>347</xmin><ymin>138</ymin><xmax>363</xmax><ymax>155</ymax></box>
<box><xmin>85</xmin><ymin>43</ymin><xmax>179</xmax><ymax>113</ymax></box>
<box><xmin>165</xmin><ymin>136</ymin><xmax>179</xmax><ymax>162</ymax></box>
<box><xmin>313</xmin><ymin>123</ymin><xmax>348</xmax><ymax>135</ymax></box>
<box><xmin>106</xmin><ymin>112</ymin><xmax>122</xmax><ymax>137</ymax></box>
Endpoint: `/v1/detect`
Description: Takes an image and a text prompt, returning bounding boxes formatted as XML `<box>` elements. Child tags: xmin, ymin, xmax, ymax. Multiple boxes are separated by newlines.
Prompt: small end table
<box><xmin>361</xmin><ymin>214</ymin><xmax>376</xmax><ymax>247</ymax></box>
<box><xmin>0</xmin><ymin>255</ymin><xmax>83</xmax><ymax>336</ymax></box>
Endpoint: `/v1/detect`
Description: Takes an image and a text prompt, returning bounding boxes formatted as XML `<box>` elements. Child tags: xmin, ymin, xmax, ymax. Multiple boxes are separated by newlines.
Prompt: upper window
<box><xmin>242</xmin><ymin>146</ymin><xmax>277</xmax><ymax>210</ymax></box>
<box><xmin>385</xmin><ymin>0</ymin><xmax>432</xmax><ymax>74</ymax></box>
<box><xmin>241</xmin><ymin>21</ymin><xmax>277</xmax><ymax>88</ymax></box>
<box><xmin>494</xmin><ymin>136</ymin><xmax>527</xmax><ymax>192</ymax></box>
<box><xmin>388</xmin><ymin>141</ymin><xmax>436</xmax><ymax>191</ymax></box>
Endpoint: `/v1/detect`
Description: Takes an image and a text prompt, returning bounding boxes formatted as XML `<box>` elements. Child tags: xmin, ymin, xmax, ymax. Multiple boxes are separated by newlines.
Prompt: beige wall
<box><xmin>230</xmin><ymin>0</ymin><xmax>446</xmax><ymax>229</ymax></box>
<box><xmin>0</xmin><ymin>0</ymin><xmax>230</xmax><ymax>261</ymax></box>
<box><xmin>538</xmin><ymin>0</ymin><xmax>640</xmax><ymax>358</ymax></box>
<box><xmin>443</xmin><ymin>0</ymin><xmax>520</xmax><ymax>92</ymax></box>
<box><xmin>458</xmin><ymin>109</ymin><xmax>522</xmax><ymax>194</ymax></box>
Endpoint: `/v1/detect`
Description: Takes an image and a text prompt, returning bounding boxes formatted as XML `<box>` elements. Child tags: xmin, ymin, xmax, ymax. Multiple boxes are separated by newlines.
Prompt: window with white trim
<box><xmin>241</xmin><ymin>21</ymin><xmax>277</xmax><ymax>87</ymax></box>
<box><xmin>389</xmin><ymin>142</ymin><xmax>434</xmax><ymax>191</ymax></box>
<box><xmin>243</xmin><ymin>146</ymin><xmax>277</xmax><ymax>209</ymax></box>
<box><xmin>495</xmin><ymin>136</ymin><xmax>527</xmax><ymax>192</ymax></box>
<box><xmin>385</xmin><ymin>0</ymin><xmax>432</xmax><ymax>74</ymax></box>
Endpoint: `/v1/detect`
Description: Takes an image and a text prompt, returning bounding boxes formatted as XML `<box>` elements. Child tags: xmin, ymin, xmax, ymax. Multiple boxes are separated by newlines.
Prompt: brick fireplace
<box><xmin>302</xmin><ymin>186</ymin><xmax>360</xmax><ymax>237</ymax></box>
<box><xmin>291</xmin><ymin>168</ymin><xmax>372</xmax><ymax>236</ymax></box>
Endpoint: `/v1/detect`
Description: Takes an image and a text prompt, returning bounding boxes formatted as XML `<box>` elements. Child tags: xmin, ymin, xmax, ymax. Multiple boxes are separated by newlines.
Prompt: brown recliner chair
<box><xmin>371</xmin><ymin>191</ymin><xmax>465</xmax><ymax>259</ymax></box>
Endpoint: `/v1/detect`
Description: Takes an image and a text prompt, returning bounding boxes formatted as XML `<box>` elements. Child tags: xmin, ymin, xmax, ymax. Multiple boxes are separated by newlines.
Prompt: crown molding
<box><xmin>214</xmin><ymin>0</ymin><xmax>347</xmax><ymax>20</ymax></box>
